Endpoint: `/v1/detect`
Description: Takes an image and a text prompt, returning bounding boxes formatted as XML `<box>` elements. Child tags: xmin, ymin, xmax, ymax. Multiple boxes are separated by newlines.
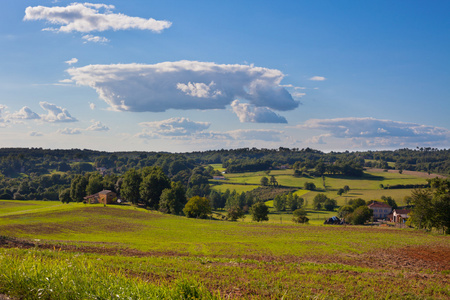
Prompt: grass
<box><xmin>0</xmin><ymin>202</ymin><xmax>449</xmax><ymax>299</ymax></box>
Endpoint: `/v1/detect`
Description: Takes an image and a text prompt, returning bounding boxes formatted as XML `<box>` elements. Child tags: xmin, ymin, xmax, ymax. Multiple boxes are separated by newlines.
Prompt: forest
<box><xmin>0</xmin><ymin>147</ymin><xmax>448</xmax><ymax>203</ymax></box>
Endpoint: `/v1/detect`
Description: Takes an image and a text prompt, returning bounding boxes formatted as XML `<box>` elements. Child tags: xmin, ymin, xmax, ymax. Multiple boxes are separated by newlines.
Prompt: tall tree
<box><xmin>140</xmin><ymin>167</ymin><xmax>171</xmax><ymax>209</ymax></box>
<box><xmin>121</xmin><ymin>169</ymin><xmax>141</xmax><ymax>204</ymax></box>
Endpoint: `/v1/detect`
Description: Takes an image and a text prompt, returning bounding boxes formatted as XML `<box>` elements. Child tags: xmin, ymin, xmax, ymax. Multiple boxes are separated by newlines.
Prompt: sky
<box><xmin>0</xmin><ymin>0</ymin><xmax>449</xmax><ymax>152</ymax></box>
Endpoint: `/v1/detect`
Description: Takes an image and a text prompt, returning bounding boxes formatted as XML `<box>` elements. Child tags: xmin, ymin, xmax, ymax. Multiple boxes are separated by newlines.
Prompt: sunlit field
<box><xmin>0</xmin><ymin>201</ymin><xmax>448</xmax><ymax>299</ymax></box>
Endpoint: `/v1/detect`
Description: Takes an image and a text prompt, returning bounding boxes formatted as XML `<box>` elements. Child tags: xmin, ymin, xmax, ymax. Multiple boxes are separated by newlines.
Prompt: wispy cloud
<box><xmin>58</xmin><ymin>128</ymin><xmax>81</xmax><ymax>135</ymax></box>
<box><xmin>65</xmin><ymin>58</ymin><xmax>78</xmax><ymax>65</ymax></box>
<box><xmin>309</xmin><ymin>76</ymin><xmax>326</xmax><ymax>81</ymax></box>
<box><xmin>86</xmin><ymin>120</ymin><xmax>109</xmax><ymax>131</ymax></box>
<box><xmin>24</xmin><ymin>3</ymin><xmax>172</xmax><ymax>34</ymax></box>
<box><xmin>139</xmin><ymin>117</ymin><xmax>210</xmax><ymax>137</ymax></box>
<box><xmin>82</xmin><ymin>34</ymin><xmax>109</xmax><ymax>43</ymax></box>
<box><xmin>67</xmin><ymin>60</ymin><xmax>299</xmax><ymax>113</ymax></box>
<box><xmin>231</xmin><ymin>100</ymin><xmax>287</xmax><ymax>123</ymax></box>
<box><xmin>299</xmin><ymin>117</ymin><xmax>450</xmax><ymax>147</ymax></box>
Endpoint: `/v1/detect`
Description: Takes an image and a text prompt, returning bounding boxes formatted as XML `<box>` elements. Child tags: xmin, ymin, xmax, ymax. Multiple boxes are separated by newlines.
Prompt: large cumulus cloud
<box><xmin>24</xmin><ymin>3</ymin><xmax>171</xmax><ymax>33</ymax></box>
<box><xmin>67</xmin><ymin>60</ymin><xmax>299</xmax><ymax>113</ymax></box>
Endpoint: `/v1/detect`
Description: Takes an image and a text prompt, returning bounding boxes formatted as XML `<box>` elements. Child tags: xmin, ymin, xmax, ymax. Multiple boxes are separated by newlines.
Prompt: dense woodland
<box><xmin>0</xmin><ymin>147</ymin><xmax>448</xmax><ymax>202</ymax></box>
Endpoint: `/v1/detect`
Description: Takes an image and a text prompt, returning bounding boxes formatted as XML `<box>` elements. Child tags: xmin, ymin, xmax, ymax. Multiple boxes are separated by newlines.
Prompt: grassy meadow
<box><xmin>0</xmin><ymin>201</ymin><xmax>449</xmax><ymax>299</ymax></box>
<box><xmin>210</xmin><ymin>166</ymin><xmax>436</xmax><ymax>207</ymax></box>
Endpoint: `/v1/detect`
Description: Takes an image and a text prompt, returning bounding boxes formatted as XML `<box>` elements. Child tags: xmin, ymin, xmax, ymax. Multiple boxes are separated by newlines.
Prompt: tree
<box><xmin>70</xmin><ymin>175</ymin><xmax>88</xmax><ymax>202</ymax></box>
<box><xmin>273</xmin><ymin>195</ymin><xmax>286</xmax><ymax>211</ymax></box>
<box><xmin>337</xmin><ymin>205</ymin><xmax>353</xmax><ymax>219</ymax></box>
<box><xmin>304</xmin><ymin>182</ymin><xmax>316</xmax><ymax>191</ymax></box>
<box><xmin>226</xmin><ymin>206</ymin><xmax>245</xmax><ymax>221</ymax></box>
<box><xmin>292</xmin><ymin>208</ymin><xmax>309</xmax><ymax>223</ymax></box>
<box><xmin>270</xmin><ymin>175</ymin><xmax>278</xmax><ymax>186</ymax></box>
<box><xmin>159</xmin><ymin>181</ymin><xmax>186</xmax><ymax>215</ymax></box>
<box><xmin>323</xmin><ymin>198</ymin><xmax>337</xmax><ymax>211</ymax></box>
<box><xmin>121</xmin><ymin>169</ymin><xmax>141</xmax><ymax>204</ymax></box>
<box><xmin>59</xmin><ymin>188</ymin><xmax>71</xmax><ymax>203</ymax></box>
<box><xmin>343</xmin><ymin>185</ymin><xmax>350</xmax><ymax>193</ymax></box>
<box><xmin>183</xmin><ymin>196</ymin><xmax>211</xmax><ymax>218</ymax></box>
<box><xmin>260</xmin><ymin>176</ymin><xmax>269</xmax><ymax>186</ymax></box>
<box><xmin>86</xmin><ymin>173</ymin><xmax>103</xmax><ymax>195</ymax></box>
<box><xmin>313</xmin><ymin>193</ymin><xmax>329</xmax><ymax>210</ymax></box>
<box><xmin>347</xmin><ymin>206</ymin><xmax>373</xmax><ymax>225</ymax></box>
<box><xmin>381</xmin><ymin>196</ymin><xmax>398</xmax><ymax>209</ymax></box>
<box><xmin>348</xmin><ymin>198</ymin><xmax>366</xmax><ymax>209</ymax></box>
<box><xmin>140</xmin><ymin>167</ymin><xmax>171</xmax><ymax>209</ymax></box>
<box><xmin>337</xmin><ymin>188</ymin><xmax>344</xmax><ymax>196</ymax></box>
<box><xmin>250</xmin><ymin>202</ymin><xmax>269</xmax><ymax>222</ymax></box>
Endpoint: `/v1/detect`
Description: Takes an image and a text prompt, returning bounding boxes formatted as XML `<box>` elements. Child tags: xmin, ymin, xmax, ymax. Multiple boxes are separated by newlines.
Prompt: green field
<box><xmin>210</xmin><ymin>166</ymin><xmax>435</xmax><ymax>207</ymax></box>
<box><xmin>0</xmin><ymin>201</ymin><xmax>448</xmax><ymax>299</ymax></box>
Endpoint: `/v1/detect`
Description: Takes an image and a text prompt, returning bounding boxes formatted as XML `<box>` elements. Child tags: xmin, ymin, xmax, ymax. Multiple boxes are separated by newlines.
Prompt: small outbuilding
<box><xmin>84</xmin><ymin>190</ymin><xmax>117</xmax><ymax>205</ymax></box>
<box><xmin>392</xmin><ymin>209</ymin><xmax>411</xmax><ymax>223</ymax></box>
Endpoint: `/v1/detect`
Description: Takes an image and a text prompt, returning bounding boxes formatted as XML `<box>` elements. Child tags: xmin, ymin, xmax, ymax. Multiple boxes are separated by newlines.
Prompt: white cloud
<box><xmin>300</xmin><ymin>117</ymin><xmax>450</xmax><ymax>147</ymax></box>
<box><xmin>0</xmin><ymin>105</ymin><xmax>9</xmax><ymax>126</ymax></box>
<box><xmin>59</xmin><ymin>79</ymin><xmax>73</xmax><ymax>83</ymax></box>
<box><xmin>231</xmin><ymin>100</ymin><xmax>287</xmax><ymax>123</ymax></box>
<box><xmin>24</xmin><ymin>3</ymin><xmax>172</xmax><ymax>34</ymax></box>
<box><xmin>176</xmin><ymin>81</ymin><xmax>222</xmax><ymax>98</ymax></box>
<box><xmin>305</xmin><ymin>134</ymin><xmax>331</xmax><ymax>145</ymax></box>
<box><xmin>309</xmin><ymin>76</ymin><xmax>326</xmax><ymax>81</ymax></box>
<box><xmin>39</xmin><ymin>101</ymin><xmax>77</xmax><ymax>123</ymax></box>
<box><xmin>86</xmin><ymin>120</ymin><xmax>109</xmax><ymax>131</ymax></box>
<box><xmin>9</xmin><ymin>106</ymin><xmax>40</xmax><ymax>120</ymax></box>
<box><xmin>58</xmin><ymin>128</ymin><xmax>81</xmax><ymax>135</ymax></box>
<box><xmin>82</xmin><ymin>34</ymin><xmax>109</xmax><ymax>43</ymax></box>
<box><xmin>227</xmin><ymin>129</ymin><xmax>282</xmax><ymax>142</ymax></box>
<box><xmin>67</xmin><ymin>60</ymin><xmax>299</xmax><ymax>112</ymax></box>
<box><xmin>139</xmin><ymin>117</ymin><xmax>210</xmax><ymax>137</ymax></box>
<box><xmin>65</xmin><ymin>58</ymin><xmax>78</xmax><ymax>65</ymax></box>
<box><xmin>89</xmin><ymin>102</ymin><xmax>96</xmax><ymax>110</ymax></box>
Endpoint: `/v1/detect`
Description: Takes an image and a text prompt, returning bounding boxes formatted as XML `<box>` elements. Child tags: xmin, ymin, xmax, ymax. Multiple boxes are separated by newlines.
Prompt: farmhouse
<box><xmin>368</xmin><ymin>201</ymin><xmax>392</xmax><ymax>219</ymax></box>
<box><xmin>84</xmin><ymin>190</ymin><xmax>117</xmax><ymax>205</ymax></box>
<box><xmin>392</xmin><ymin>209</ymin><xmax>411</xmax><ymax>223</ymax></box>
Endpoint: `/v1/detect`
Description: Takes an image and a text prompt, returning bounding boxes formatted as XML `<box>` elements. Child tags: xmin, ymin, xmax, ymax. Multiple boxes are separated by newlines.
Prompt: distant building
<box><xmin>213</xmin><ymin>176</ymin><xmax>226</xmax><ymax>180</ymax></box>
<box><xmin>84</xmin><ymin>190</ymin><xmax>117</xmax><ymax>205</ymax></box>
<box><xmin>392</xmin><ymin>209</ymin><xmax>411</xmax><ymax>223</ymax></box>
<box><xmin>368</xmin><ymin>201</ymin><xmax>392</xmax><ymax>219</ymax></box>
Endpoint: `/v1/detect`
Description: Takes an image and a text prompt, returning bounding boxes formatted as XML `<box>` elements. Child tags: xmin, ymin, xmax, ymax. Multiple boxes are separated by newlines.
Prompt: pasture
<box><xmin>0</xmin><ymin>201</ymin><xmax>449</xmax><ymax>299</ymax></box>
<box><xmin>210</xmin><ymin>166</ymin><xmax>437</xmax><ymax>207</ymax></box>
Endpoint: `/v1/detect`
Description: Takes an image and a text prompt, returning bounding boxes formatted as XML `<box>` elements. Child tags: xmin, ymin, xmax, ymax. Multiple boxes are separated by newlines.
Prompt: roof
<box><xmin>99</xmin><ymin>190</ymin><xmax>114</xmax><ymax>195</ymax></box>
<box><xmin>368</xmin><ymin>201</ymin><xmax>391</xmax><ymax>208</ymax></box>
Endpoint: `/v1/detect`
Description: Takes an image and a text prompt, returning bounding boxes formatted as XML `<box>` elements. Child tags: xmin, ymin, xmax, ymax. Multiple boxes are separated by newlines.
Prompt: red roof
<box><xmin>368</xmin><ymin>201</ymin><xmax>391</xmax><ymax>208</ymax></box>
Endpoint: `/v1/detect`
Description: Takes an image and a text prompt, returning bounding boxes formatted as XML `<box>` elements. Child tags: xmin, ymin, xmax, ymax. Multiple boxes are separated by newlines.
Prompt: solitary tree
<box><xmin>59</xmin><ymin>188</ymin><xmax>71</xmax><ymax>204</ymax></box>
<box><xmin>337</xmin><ymin>188</ymin><xmax>344</xmax><ymax>196</ymax></box>
<box><xmin>159</xmin><ymin>181</ymin><xmax>186</xmax><ymax>215</ymax></box>
<box><xmin>343</xmin><ymin>185</ymin><xmax>350</xmax><ymax>193</ymax></box>
<box><xmin>250</xmin><ymin>202</ymin><xmax>269</xmax><ymax>222</ymax></box>
<box><xmin>183</xmin><ymin>196</ymin><xmax>211</xmax><ymax>218</ymax></box>
<box><xmin>260</xmin><ymin>176</ymin><xmax>269</xmax><ymax>186</ymax></box>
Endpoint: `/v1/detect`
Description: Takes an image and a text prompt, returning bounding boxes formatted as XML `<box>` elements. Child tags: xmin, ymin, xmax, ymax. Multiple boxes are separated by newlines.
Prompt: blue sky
<box><xmin>0</xmin><ymin>0</ymin><xmax>449</xmax><ymax>152</ymax></box>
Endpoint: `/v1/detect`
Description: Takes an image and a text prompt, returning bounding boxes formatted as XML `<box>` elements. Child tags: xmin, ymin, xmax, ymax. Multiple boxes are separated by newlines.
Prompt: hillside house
<box><xmin>84</xmin><ymin>190</ymin><xmax>117</xmax><ymax>205</ymax></box>
<box><xmin>368</xmin><ymin>201</ymin><xmax>392</xmax><ymax>219</ymax></box>
<box><xmin>392</xmin><ymin>209</ymin><xmax>411</xmax><ymax>223</ymax></box>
